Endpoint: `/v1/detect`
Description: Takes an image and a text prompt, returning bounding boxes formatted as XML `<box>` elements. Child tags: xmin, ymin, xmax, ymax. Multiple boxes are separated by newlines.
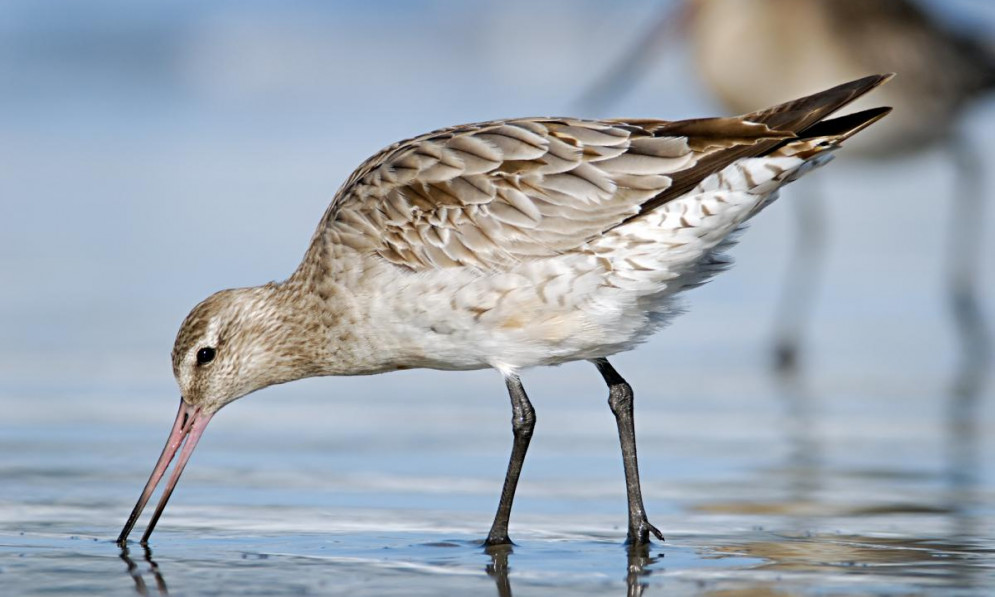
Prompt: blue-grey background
<box><xmin>1</xmin><ymin>1</ymin><xmax>993</xmax><ymax>595</ymax></box>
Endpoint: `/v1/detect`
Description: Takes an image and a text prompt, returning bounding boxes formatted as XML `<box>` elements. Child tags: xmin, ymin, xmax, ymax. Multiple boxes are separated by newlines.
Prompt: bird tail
<box><xmin>633</xmin><ymin>74</ymin><xmax>893</xmax><ymax>217</ymax></box>
<box><xmin>769</xmin><ymin>106</ymin><xmax>893</xmax><ymax>160</ymax></box>
<box><xmin>743</xmin><ymin>73</ymin><xmax>894</xmax><ymax>134</ymax></box>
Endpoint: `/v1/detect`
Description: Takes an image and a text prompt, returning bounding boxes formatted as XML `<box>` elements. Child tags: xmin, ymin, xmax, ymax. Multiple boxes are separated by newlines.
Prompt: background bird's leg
<box><xmin>593</xmin><ymin>358</ymin><xmax>664</xmax><ymax>544</ymax></box>
<box><xmin>485</xmin><ymin>374</ymin><xmax>536</xmax><ymax>546</ymax></box>
<box><xmin>773</xmin><ymin>179</ymin><xmax>827</xmax><ymax>374</ymax></box>
<box><xmin>947</xmin><ymin>133</ymin><xmax>991</xmax><ymax>395</ymax></box>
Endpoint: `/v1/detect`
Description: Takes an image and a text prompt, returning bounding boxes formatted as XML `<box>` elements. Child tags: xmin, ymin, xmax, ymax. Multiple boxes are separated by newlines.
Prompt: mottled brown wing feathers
<box><xmin>316</xmin><ymin>75</ymin><xmax>890</xmax><ymax>272</ymax></box>
<box><xmin>320</xmin><ymin>118</ymin><xmax>690</xmax><ymax>271</ymax></box>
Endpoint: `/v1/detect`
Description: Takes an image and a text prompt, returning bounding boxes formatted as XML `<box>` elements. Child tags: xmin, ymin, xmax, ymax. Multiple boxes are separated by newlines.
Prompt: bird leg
<box><xmin>947</xmin><ymin>134</ymin><xmax>991</xmax><ymax>395</ymax></box>
<box><xmin>772</xmin><ymin>180</ymin><xmax>826</xmax><ymax>374</ymax></box>
<box><xmin>485</xmin><ymin>374</ymin><xmax>536</xmax><ymax>546</ymax></box>
<box><xmin>593</xmin><ymin>358</ymin><xmax>664</xmax><ymax>544</ymax></box>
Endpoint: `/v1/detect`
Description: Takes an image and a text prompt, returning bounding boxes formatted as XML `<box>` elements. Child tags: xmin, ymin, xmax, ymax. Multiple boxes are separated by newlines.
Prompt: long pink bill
<box><xmin>117</xmin><ymin>400</ymin><xmax>214</xmax><ymax>546</ymax></box>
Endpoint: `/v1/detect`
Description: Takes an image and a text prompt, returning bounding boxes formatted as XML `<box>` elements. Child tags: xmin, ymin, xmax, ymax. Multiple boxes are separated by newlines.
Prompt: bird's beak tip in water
<box><xmin>117</xmin><ymin>399</ymin><xmax>214</xmax><ymax>546</ymax></box>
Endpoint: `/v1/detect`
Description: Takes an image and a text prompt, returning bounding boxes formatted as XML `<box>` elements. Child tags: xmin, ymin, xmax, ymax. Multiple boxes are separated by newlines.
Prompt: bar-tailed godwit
<box><xmin>691</xmin><ymin>0</ymin><xmax>995</xmax><ymax>373</ymax></box>
<box><xmin>117</xmin><ymin>75</ymin><xmax>891</xmax><ymax>547</ymax></box>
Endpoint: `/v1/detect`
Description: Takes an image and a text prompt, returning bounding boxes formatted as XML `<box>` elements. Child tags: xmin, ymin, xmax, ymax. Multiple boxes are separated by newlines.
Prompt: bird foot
<box><xmin>627</xmin><ymin>519</ymin><xmax>665</xmax><ymax>545</ymax></box>
<box><xmin>482</xmin><ymin>533</ymin><xmax>514</xmax><ymax>548</ymax></box>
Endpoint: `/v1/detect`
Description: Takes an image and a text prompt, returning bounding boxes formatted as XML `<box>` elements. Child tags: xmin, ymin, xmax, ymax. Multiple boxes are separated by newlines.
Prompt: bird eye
<box><xmin>196</xmin><ymin>347</ymin><xmax>216</xmax><ymax>365</ymax></box>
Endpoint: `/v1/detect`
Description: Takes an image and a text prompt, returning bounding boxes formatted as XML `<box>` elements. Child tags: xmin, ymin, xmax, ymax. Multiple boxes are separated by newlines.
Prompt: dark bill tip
<box><xmin>117</xmin><ymin>400</ymin><xmax>212</xmax><ymax>545</ymax></box>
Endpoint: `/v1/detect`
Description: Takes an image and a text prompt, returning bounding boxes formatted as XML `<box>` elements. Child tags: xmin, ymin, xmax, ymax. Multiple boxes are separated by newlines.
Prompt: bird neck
<box><xmin>268</xmin><ymin>274</ymin><xmax>386</xmax><ymax>378</ymax></box>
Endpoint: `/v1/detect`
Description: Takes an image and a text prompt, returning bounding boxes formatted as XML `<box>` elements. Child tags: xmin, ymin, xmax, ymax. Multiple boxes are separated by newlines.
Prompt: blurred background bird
<box><xmin>579</xmin><ymin>0</ymin><xmax>995</xmax><ymax>377</ymax></box>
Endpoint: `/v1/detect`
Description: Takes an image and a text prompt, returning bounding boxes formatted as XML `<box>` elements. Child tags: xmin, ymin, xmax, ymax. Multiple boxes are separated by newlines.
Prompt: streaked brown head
<box><xmin>118</xmin><ymin>282</ymin><xmax>323</xmax><ymax>546</ymax></box>
<box><xmin>171</xmin><ymin>284</ymin><xmax>294</xmax><ymax>414</ymax></box>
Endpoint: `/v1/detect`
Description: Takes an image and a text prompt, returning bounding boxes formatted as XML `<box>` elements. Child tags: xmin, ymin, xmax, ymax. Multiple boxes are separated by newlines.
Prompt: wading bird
<box><xmin>117</xmin><ymin>75</ymin><xmax>891</xmax><ymax>547</ymax></box>
<box><xmin>690</xmin><ymin>0</ymin><xmax>995</xmax><ymax>374</ymax></box>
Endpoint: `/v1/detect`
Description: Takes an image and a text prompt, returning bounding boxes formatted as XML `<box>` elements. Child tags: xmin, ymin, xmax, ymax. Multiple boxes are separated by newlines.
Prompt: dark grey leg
<box><xmin>593</xmin><ymin>358</ymin><xmax>664</xmax><ymax>544</ymax></box>
<box><xmin>485</xmin><ymin>374</ymin><xmax>536</xmax><ymax>546</ymax></box>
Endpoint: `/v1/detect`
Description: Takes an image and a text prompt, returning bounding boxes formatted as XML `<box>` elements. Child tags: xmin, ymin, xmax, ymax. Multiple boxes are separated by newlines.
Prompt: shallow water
<box><xmin>3</xmin><ymin>366</ymin><xmax>993</xmax><ymax>595</ymax></box>
<box><xmin>2</xmin><ymin>1</ymin><xmax>995</xmax><ymax>595</ymax></box>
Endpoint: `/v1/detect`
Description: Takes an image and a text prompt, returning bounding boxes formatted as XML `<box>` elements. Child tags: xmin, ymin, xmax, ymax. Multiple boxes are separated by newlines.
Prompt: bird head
<box><xmin>171</xmin><ymin>284</ymin><xmax>296</xmax><ymax>414</ymax></box>
<box><xmin>117</xmin><ymin>283</ymin><xmax>320</xmax><ymax>546</ymax></box>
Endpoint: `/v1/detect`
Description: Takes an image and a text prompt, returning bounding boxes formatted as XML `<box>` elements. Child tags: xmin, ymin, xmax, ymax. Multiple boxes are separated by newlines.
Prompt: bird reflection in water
<box><xmin>120</xmin><ymin>545</ymin><xmax>168</xmax><ymax>596</ymax></box>
<box><xmin>484</xmin><ymin>542</ymin><xmax>661</xmax><ymax>597</ymax></box>
<box><xmin>623</xmin><ymin>543</ymin><xmax>659</xmax><ymax>597</ymax></box>
<box><xmin>701</xmin><ymin>347</ymin><xmax>988</xmax><ymax>590</ymax></box>
<box><xmin>484</xmin><ymin>543</ymin><xmax>513</xmax><ymax>597</ymax></box>
<box><xmin>774</xmin><ymin>367</ymin><xmax>823</xmax><ymax>531</ymax></box>
<box><xmin>117</xmin><ymin>540</ymin><xmax>662</xmax><ymax>596</ymax></box>
<box><xmin>943</xmin><ymin>333</ymin><xmax>987</xmax><ymax>593</ymax></box>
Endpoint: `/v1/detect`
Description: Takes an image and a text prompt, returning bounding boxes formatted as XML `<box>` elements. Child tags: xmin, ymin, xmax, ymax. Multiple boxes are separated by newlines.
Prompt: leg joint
<box><xmin>511</xmin><ymin>404</ymin><xmax>535</xmax><ymax>437</ymax></box>
<box><xmin>607</xmin><ymin>381</ymin><xmax>633</xmax><ymax>415</ymax></box>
